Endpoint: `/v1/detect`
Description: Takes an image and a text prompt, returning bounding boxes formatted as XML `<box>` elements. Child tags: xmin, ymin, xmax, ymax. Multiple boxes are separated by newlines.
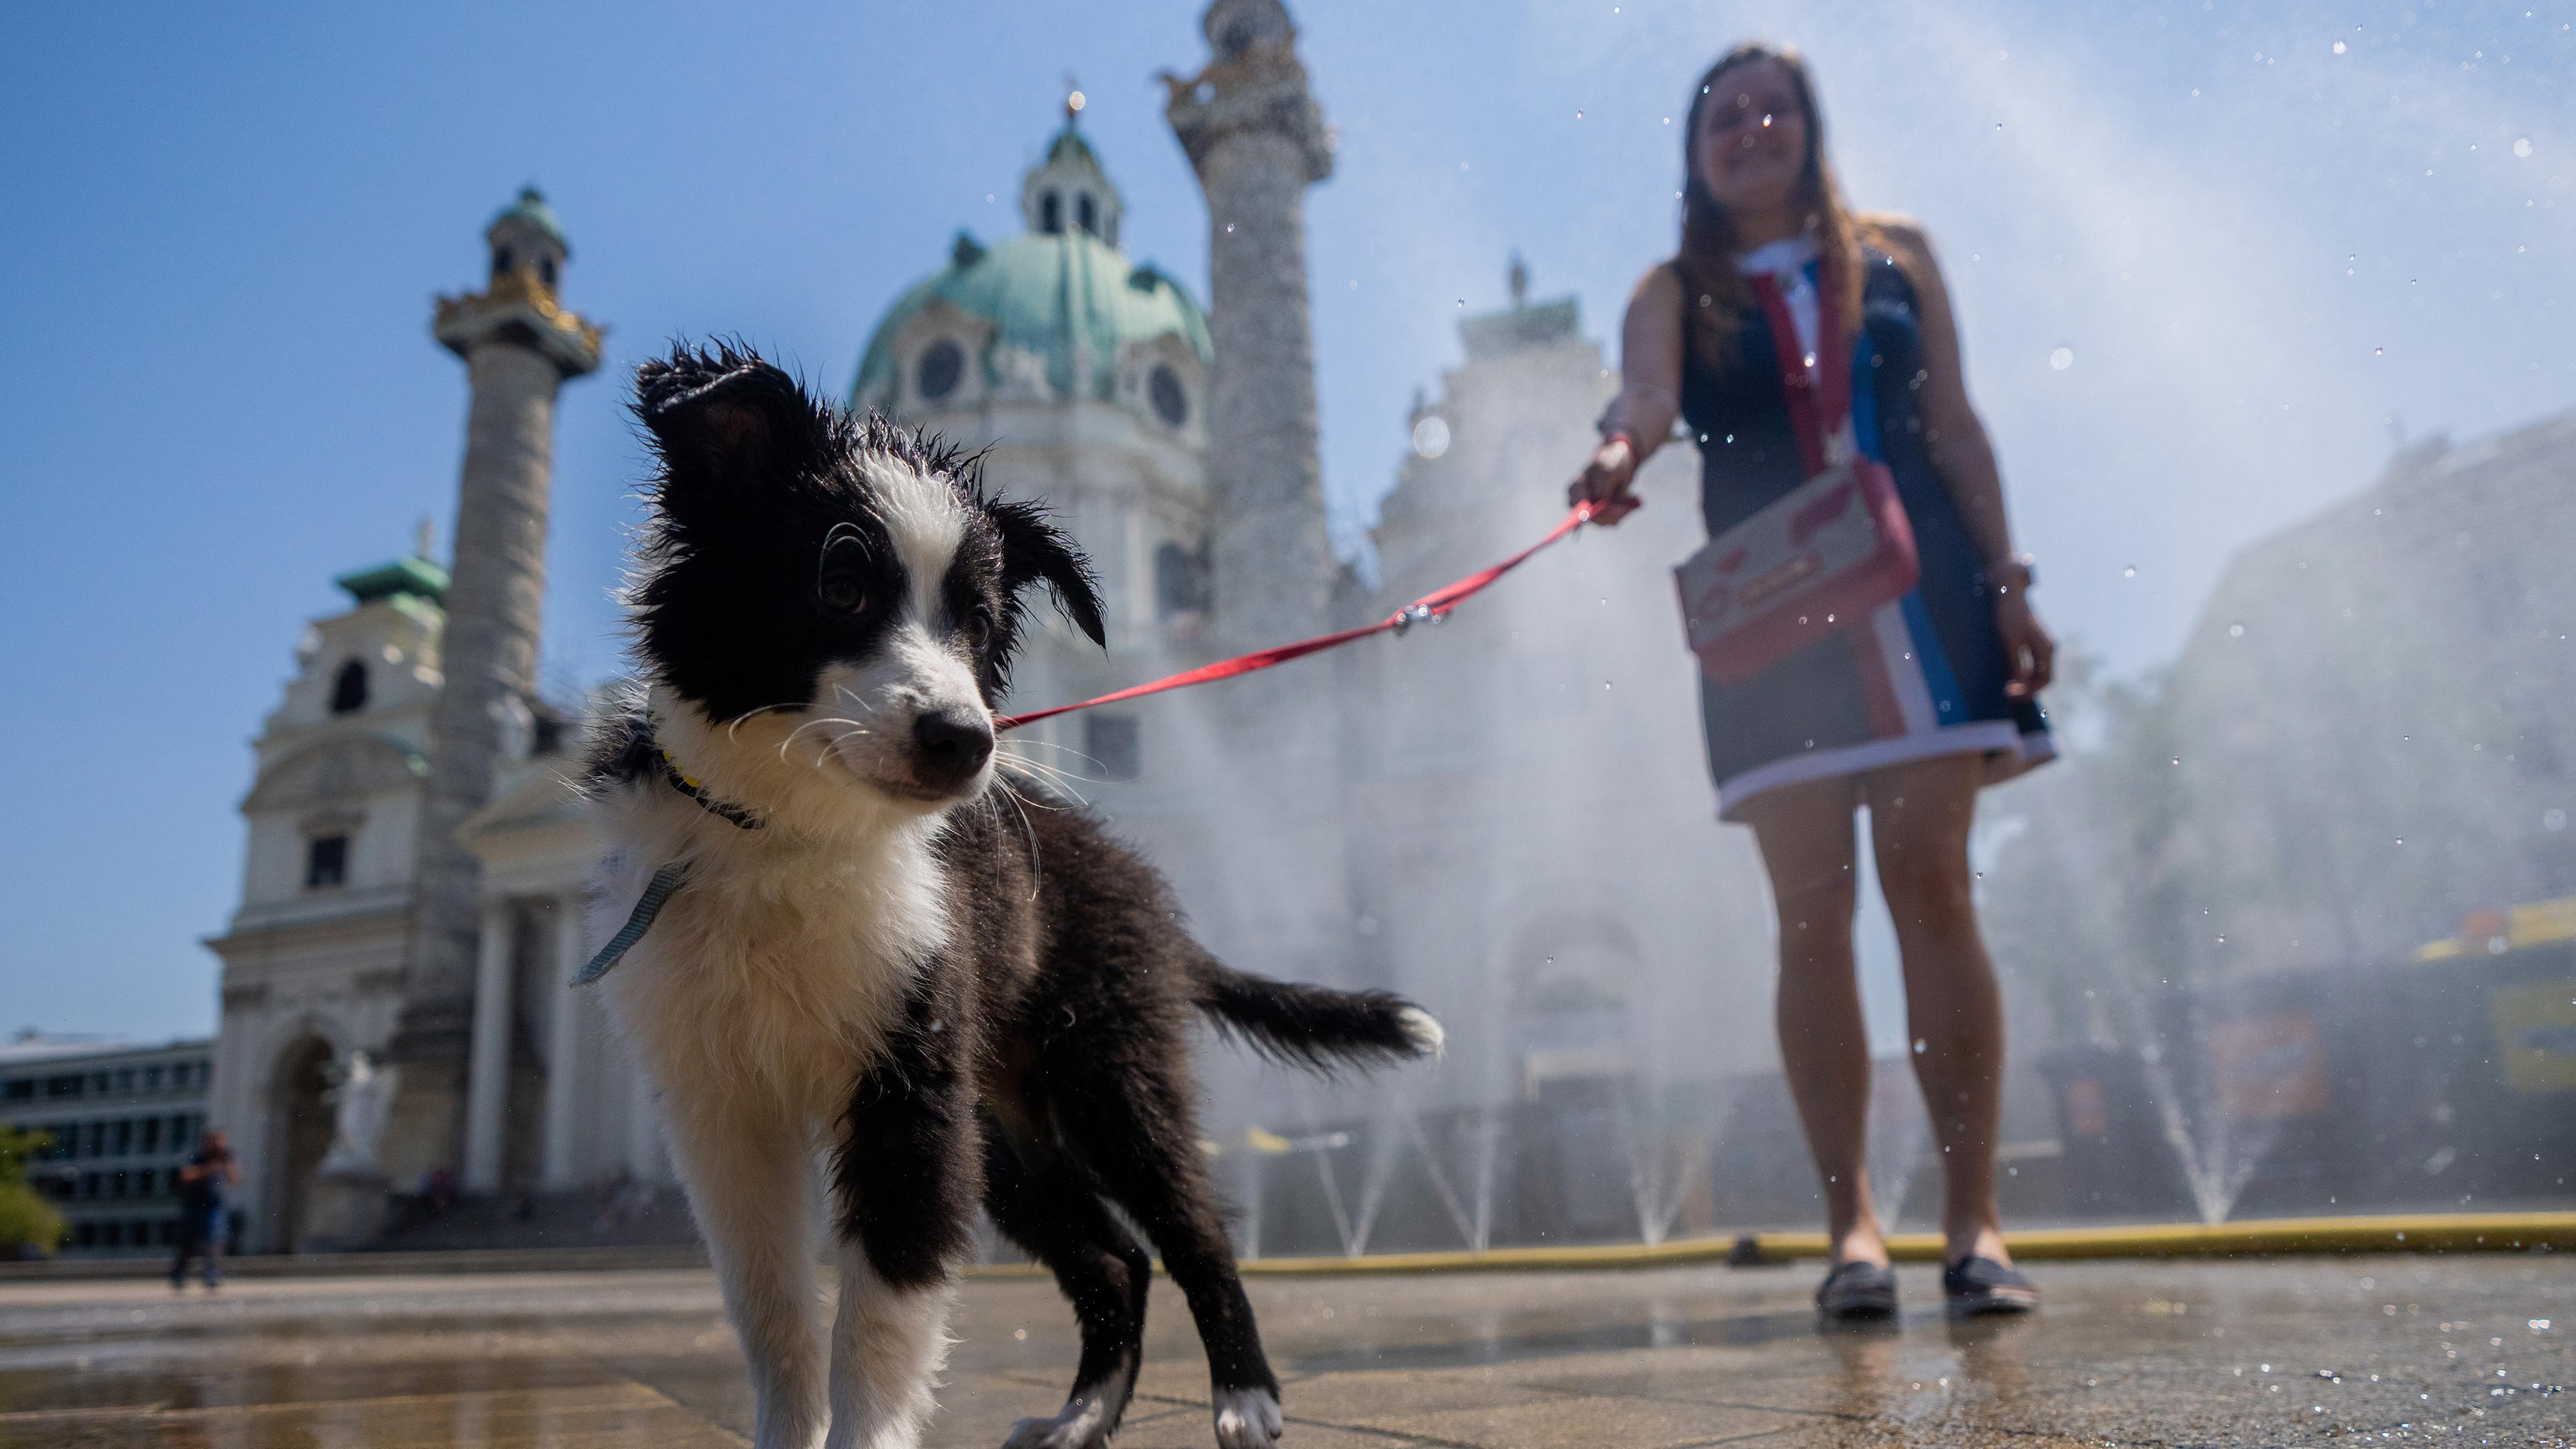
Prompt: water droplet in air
<box><xmin>2333</xmin><ymin>40</ymin><xmax>2347</xmax><ymax>54</ymax></box>
<box><xmin>2049</xmin><ymin>346</ymin><xmax>2075</xmax><ymax>370</ymax></box>
<box><xmin>2171</xmin><ymin>756</ymin><xmax>2182</xmax><ymax>766</ymax></box>
<box><xmin>2394</xmin><ymin>837</ymin><xmax>2405</xmax><ymax>846</ymax></box>
<box><xmin>2544</xmin><ymin>808</ymin><xmax>2567</xmax><ymax>832</ymax></box>
<box><xmin>2374</xmin><ymin>347</ymin><xmax>2384</xmax><ymax>356</ymax></box>
<box><xmin>1913</xmin><ymin>1038</ymin><xmax>1927</xmax><ymax>1053</ymax></box>
<box><xmin>2229</xmin><ymin>621</ymin><xmax>2245</xmax><ymax>637</ymax></box>
<box><xmin>2514</xmin><ymin>138</ymin><xmax>2534</xmax><ymax>158</ymax></box>
<box><xmin>1224</xmin><ymin>223</ymin><xmax>1235</xmax><ymax>233</ymax></box>
<box><xmin>1574</xmin><ymin>109</ymin><xmax>1585</xmax><ymax>119</ymax></box>
<box><xmin>2123</xmin><ymin>565</ymin><xmax>2137</xmax><ymax>578</ymax></box>
<box><xmin>1410</xmin><ymin>416</ymin><xmax>1451</xmax><ymax>459</ymax></box>
<box><xmin>1603</xmin><ymin>680</ymin><xmax>1613</xmax><ymax>690</ymax></box>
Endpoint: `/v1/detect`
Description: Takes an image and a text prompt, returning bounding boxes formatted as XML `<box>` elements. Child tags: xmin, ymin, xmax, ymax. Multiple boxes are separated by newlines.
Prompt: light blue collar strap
<box><xmin>572</xmin><ymin>862</ymin><xmax>691</xmax><ymax>986</ymax></box>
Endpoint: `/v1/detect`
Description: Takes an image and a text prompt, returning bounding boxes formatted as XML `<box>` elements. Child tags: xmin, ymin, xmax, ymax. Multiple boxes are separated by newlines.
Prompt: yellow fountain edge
<box><xmin>958</xmin><ymin>1212</ymin><xmax>2576</xmax><ymax>1279</ymax></box>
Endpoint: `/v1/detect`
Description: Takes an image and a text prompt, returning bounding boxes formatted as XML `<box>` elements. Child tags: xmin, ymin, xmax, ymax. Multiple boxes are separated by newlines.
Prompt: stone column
<box><xmin>385</xmin><ymin>191</ymin><xmax>600</xmax><ymax>1187</ymax></box>
<box><xmin>1163</xmin><ymin>0</ymin><xmax>1355</xmax><ymax>991</ymax></box>
<box><xmin>542</xmin><ymin>894</ymin><xmax>590</xmax><ymax>1189</ymax></box>
<box><xmin>1167</xmin><ymin>0</ymin><xmax>1337</xmax><ymax>647</ymax></box>
<box><xmin>462</xmin><ymin>901</ymin><xmax>515</xmax><ymax>1194</ymax></box>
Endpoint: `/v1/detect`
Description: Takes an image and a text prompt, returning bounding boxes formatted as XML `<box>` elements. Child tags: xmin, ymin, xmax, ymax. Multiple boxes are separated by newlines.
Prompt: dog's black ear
<box><xmin>634</xmin><ymin>342</ymin><xmax>820</xmax><ymax>516</ymax></box>
<box><xmin>989</xmin><ymin>498</ymin><xmax>1106</xmax><ymax>649</ymax></box>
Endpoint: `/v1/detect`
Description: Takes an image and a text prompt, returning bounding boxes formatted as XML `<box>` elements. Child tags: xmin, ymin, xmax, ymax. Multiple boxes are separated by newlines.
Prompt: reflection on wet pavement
<box><xmin>1</xmin><ymin>1254</ymin><xmax>2567</xmax><ymax>1446</ymax></box>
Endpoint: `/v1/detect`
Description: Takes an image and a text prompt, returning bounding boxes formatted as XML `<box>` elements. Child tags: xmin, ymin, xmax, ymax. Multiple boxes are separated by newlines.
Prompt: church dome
<box><xmin>849</xmin><ymin>116</ymin><xmax>1210</xmax><ymax>419</ymax></box>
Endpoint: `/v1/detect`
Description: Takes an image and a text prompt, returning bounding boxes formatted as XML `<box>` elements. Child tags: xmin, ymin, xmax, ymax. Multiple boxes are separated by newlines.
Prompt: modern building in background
<box><xmin>1</xmin><ymin>1034</ymin><xmax>215</xmax><ymax>1258</ymax></box>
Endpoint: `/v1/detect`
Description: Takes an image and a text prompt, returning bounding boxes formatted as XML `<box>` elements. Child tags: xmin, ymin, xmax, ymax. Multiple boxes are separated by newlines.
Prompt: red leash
<box><xmin>996</xmin><ymin>504</ymin><xmax>1597</xmax><ymax>733</ymax></box>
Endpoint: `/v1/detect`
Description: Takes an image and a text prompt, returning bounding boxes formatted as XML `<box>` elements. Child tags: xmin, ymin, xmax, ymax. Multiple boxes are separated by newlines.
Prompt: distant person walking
<box><xmin>170</xmin><ymin>1129</ymin><xmax>238</xmax><ymax>1291</ymax></box>
<box><xmin>1571</xmin><ymin>43</ymin><xmax>2055</xmax><ymax>1318</ymax></box>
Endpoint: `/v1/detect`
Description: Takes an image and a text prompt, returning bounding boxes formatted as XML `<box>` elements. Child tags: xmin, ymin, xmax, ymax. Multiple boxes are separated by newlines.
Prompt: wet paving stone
<box><xmin>0</xmin><ymin>1253</ymin><xmax>2565</xmax><ymax>1446</ymax></box>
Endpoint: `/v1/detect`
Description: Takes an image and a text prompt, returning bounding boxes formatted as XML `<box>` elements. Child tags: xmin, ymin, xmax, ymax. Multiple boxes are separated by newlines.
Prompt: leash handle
<box><xmin>996</xmin><ymin>504</ymin><xmax>1594</xmax><ymax>733</ymax></box>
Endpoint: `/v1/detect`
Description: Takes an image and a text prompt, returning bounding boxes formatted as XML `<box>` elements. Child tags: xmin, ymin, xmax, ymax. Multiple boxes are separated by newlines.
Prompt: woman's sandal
<box><xmin>1941</xmin><ymin>1254</ymin><xmax>2040</xmax><ymax>1316</ymax></box>
<box><xmin>1815</xmin><ymin>1260</ymin><xmax>1899</xmax><ymax>1319</ymax></box>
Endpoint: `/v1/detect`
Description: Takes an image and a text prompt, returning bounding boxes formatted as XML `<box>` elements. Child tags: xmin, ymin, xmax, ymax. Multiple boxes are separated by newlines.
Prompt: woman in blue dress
<box><xmin>1573</xmin><ymin>43</ymin><xmax>2055</xmax><ymax>1318</ymax></box>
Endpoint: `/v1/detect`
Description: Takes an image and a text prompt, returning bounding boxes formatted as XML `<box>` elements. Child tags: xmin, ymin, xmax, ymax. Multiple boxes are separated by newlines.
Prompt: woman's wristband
<box><xmin>1982</xmin><ymin>554</ymin><xmax>2036</xmax><ymax>596</ymax></box>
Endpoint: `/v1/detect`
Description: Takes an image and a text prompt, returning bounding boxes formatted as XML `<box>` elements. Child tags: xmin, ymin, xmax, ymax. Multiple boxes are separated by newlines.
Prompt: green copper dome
<box><xmin>850</xmin><ymin>121</ymin><xmax>1209</xmax><ymax>413</ymax></box>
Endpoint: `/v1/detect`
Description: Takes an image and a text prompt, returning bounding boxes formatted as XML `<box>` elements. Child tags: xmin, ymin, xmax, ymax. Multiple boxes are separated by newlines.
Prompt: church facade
<box><xmin>205</xmin><ymin>0</ymin><xmax>1783</xmax><ymax>1256</ymax></box>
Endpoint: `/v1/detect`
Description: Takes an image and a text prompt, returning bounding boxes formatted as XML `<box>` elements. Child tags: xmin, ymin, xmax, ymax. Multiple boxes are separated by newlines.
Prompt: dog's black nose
<box><xmin>912</xmin><ymin>708</ymin><xmax>994</xmax><ymax>790</ymax></box>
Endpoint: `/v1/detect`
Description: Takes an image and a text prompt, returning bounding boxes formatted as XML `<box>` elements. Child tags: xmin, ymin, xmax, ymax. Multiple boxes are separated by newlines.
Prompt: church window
<box><xmin>1148</xmin><ymin>364</ymin><xmax>1189</xmax><ymax>428</ymax></box>
<box><xmin>329</xmin><ymin>659</ymin><xmax>368</xmax><ymax>714</ymax></box>
<box><xmin>1077</xmin><ymin>192</ymin><xmax>1098</xmax><ymax>233</ymax></box>
<box><xmin>1155</xmin><ymin>541</ymin><xmax>1208</xmax><ymax>618</ymax></box>
<box><xmin>491</xmin><ymin>246</ymin><xmax>515</xmax><ymax>279</ymax></box>
<box><xmin>306</xmin><ymin>835</ymin><xmax>349</xmax><ymax>889</ymax></box>
<box><xmin>538</xmin><ymin>254</ymin><xmax>557</xmax><ymax>290</ymax></box>
<box><xmin>1085</xmin><ymin>714</ymin><xmax>1141</xmax><ymax>782</ymax></box>
<box><xmin>1041</xmin><ymin>191</ymin><xmax>1063</xmax><ymax>233</ymax></box>
<box><xmin>916</xmin><ymin>339</ymin><xmax>966</xmax><ymax>403</ymax></box>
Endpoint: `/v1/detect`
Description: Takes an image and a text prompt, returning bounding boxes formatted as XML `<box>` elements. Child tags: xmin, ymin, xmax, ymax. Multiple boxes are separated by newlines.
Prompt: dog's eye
<box><xmin>963</xmin><ymin>605</ymin><xmax>995</xmax><ymax>649</ymax></box>
<box><xmin>818</xmin><ymin>574</ymin><xmax>865</xmax><ymax>614</ymax></box>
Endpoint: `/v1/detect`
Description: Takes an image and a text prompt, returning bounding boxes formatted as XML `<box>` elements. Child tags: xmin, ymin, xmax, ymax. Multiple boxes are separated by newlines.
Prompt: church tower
<box><xmin>1165</xmin><ymin>0</ymin><xmax>1336</xmax><ymax>645</ymax></box>
<box><xmin>387</xmin><ymin>189</ymin><xmax>601</xmax><ymax>1181</ymax></box>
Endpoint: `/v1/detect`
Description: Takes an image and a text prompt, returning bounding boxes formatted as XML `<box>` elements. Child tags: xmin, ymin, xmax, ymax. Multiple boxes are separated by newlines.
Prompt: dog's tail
<box><xmin>1185</xmin><ymin>949</ymin><xmax>1444</xmax><ymax>1073</ymax></box>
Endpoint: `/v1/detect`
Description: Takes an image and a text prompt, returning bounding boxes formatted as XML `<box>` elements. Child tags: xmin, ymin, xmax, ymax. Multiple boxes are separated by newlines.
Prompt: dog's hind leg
<box><xmin>984</xmin><ymin>1136</ymin><xmax>1152</xmax><ymax>1449</ymax></box>
<box><xmin>663</xmin><ymin>1100</ymin><xmax>827</xmax><ymax>1449</ymax></box>
<box><xmin>824</xmin><ymin>994</ymin><xmax>980</xmax><ymax>1449</ymax></box>
<box><xmin>1054</xmin><ymin>1075</ymin><xmax>1283</xmax><ymax>1449</ymax></box>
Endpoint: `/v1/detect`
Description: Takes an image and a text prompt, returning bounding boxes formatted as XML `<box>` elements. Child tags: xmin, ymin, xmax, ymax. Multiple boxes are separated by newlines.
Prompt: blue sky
<box><xmin>2</xmin><ymin>0</ymin><xmax>2568</xmax><ymax>1040</ymax></box>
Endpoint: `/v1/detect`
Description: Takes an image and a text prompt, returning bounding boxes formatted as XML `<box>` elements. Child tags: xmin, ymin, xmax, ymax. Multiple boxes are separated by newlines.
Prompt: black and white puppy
<box><xmin>586</xmin><ymin>343</ymin><xmax>1442</xmax><ymax>1449</ymax></box>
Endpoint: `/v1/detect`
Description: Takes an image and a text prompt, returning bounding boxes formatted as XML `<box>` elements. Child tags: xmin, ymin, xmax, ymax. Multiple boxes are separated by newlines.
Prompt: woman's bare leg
<box><xmin>1864</xmin><ymin>754</ymin><xmax>2012</xmax><ymax>1267</ymax></box>
<box><xmin>1741</xmin><ymin>776</ymin><xmax>1885</xmax><ymax>1268</ymax></box>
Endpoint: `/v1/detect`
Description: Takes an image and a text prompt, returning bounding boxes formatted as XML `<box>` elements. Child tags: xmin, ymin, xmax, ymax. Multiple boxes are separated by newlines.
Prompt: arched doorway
<box><xmin>268</xmin><ymin>1038</ymin><xmax>335</xmax><ymax>1252</ymax></box>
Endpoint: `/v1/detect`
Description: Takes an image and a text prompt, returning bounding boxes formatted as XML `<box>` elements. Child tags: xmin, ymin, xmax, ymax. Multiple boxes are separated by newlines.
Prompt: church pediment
<box><xmin>242</xmin><ymin>733</ymin><xmax>429</xmax><ymax>813</ymax></box>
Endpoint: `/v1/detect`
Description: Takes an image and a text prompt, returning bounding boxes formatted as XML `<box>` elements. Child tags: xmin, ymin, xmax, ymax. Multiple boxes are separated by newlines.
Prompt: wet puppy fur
<box><xmin>585</xmin><ymin>343</ymin><xmax>1440</xmax><ymax>1449</ymax></box>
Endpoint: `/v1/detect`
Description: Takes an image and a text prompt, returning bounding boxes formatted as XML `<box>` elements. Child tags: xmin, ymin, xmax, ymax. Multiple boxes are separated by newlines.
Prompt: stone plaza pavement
<box><xmin>0</xmin><ymin>1254</ymin><xmax>2566</xmax><ymax>1447</ymax></box>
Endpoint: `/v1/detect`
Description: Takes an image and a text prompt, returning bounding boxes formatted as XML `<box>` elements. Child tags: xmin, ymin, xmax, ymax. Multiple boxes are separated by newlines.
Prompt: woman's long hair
<box><xmin>1676</xmin><ymin>44</ymin><xmax>1870</xmax><ymax>374</ymax></box>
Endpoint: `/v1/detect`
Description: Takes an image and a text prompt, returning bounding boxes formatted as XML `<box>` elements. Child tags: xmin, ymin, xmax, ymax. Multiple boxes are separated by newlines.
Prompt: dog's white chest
<box><xmin>598</xmin><ymin>818</ymin><xmax>951</xmax><ymax>1128</ymax></box>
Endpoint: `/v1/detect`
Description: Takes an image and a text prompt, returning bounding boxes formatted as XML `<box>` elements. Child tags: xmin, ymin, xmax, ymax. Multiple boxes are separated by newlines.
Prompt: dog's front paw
<box><xmin>1212</xmin><ymin>1387</ymin><xmax>1282</xmax><ymax>1449</ymax></box>
<box><xmin>1002</xmin><ymin>1399</ymin><xmax>1110</xmax><ymax>1449</ymax></box>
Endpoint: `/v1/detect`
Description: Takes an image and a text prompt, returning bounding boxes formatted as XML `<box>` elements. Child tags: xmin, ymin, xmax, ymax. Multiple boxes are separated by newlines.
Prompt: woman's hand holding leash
<box><xmin>1569</xmin><ymin>433</ymin><xmax>1644</xmax><ymax>525</ymax></box>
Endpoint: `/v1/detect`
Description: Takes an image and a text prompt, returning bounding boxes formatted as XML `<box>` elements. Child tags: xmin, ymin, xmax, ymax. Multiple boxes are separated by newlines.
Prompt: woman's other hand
<box><xmin>1569</xmin><ymin>434</ymin><xmax>1644</xmax><ymax>525</ymax></box>
<box><xmin>1994</xmin><ymin>588</ymin><xmax>2055</xmax><ymax>699</ymax></box>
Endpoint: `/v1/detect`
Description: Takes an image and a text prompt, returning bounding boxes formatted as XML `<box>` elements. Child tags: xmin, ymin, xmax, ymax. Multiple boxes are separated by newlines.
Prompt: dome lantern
<box><xmin>1021</xmin><ymin>92</ymin><xmax>1123</xmax><ymax>246</ymax></box>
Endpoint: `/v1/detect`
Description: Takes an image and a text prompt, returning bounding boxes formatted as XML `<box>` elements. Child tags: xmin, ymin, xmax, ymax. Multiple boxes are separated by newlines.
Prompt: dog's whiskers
<box><xmin>781</xmin><ymin>714</ymin><xmax>871</xmax><ymax>763</ymax></box>
<box><xmin>723</xmin><ymin>702</ymin><xmax>809</xmax><ymax>743</ymax></box>
<box><xmin>991</xmin><ymin>773</ymin><xmax>1043</xmax><ymax>901</ymax></box>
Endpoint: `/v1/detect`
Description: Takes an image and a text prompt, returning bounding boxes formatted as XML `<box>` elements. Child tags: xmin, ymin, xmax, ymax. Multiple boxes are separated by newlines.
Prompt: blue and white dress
<box><xmin>1678</xmin><ymin>233</ymin><xmax>2053</xmax><ymax>818</ymax></box>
